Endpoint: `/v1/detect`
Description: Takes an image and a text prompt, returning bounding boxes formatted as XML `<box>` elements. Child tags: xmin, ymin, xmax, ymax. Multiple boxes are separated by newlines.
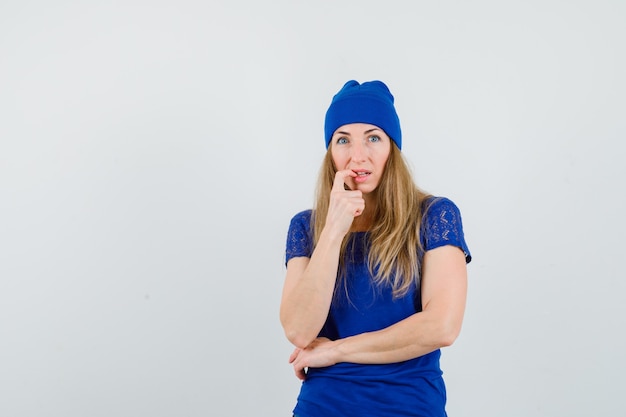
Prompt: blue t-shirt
<box><xmin>285</xmin><ymin>197</ymin><xmax>471</xmax><ymax>417</ymax></box>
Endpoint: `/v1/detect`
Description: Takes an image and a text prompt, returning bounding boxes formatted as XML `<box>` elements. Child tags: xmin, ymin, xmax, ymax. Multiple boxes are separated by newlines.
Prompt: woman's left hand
<box><xmin>288</xmin><ymin>337</ymin><xmax>338</xmax><ymax>380</ymax></box>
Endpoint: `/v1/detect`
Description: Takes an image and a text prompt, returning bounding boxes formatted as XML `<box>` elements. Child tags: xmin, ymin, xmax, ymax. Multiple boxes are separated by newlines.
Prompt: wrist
<box><xmin>319</xmin><ymin>226</ymin><xmax>347</xmax><ymax>245</ymax></box>
<box><xmin>331</xmin><ymin>338</ymin><xmax>347</xmax><ymax>364</ymax></box>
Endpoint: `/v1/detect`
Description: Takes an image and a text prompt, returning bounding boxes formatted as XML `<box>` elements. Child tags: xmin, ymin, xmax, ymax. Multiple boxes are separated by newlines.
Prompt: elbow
<box><xmin>435</xmin><ymin>321</ymin><xmax>463</xmax><ymax>348</ymax></box>
<box><xmin>283</xmin><ymin>328</ymin><xmax>316</xmax><ymax>349</ymax></box>
<box><xmin>438</xmin><ymin>332</ymin><xmax>458</xmax><ymax>348</ymax></box>
<box><xmin>280</xmin><ymin>314</ymin><xmax>317</xmax><ymax>349</ymax></box>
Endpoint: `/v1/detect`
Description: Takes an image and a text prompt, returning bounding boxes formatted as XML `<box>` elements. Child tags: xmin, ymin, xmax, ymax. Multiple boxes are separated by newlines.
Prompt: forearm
<box><xmin>331</xmin><ymin>246</ymin><xmax>468</xmax><ymax>365</ymax></box>
<box><xmin>280</xmin><ymin>228</ymin><xmax>344</xmax><ymax>348</ymax></box>
<box><xmin>333</xmin><ymin>309</ymin><xmax>463</xmax><ymax>364</ymax></box>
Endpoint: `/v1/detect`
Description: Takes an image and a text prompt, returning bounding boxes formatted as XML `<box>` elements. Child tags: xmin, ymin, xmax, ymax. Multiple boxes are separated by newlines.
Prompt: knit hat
<box><xmin>324</xmin><ymin>80</ymin><xmax>402</xmax><ymax>149</ymax></box>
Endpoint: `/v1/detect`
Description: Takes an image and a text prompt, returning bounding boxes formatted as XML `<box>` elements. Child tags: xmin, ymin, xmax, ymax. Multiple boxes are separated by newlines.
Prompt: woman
<box><xmin>280</xmin><ymin>80</ymin><xmax>471</xmax><ymax>416</ymax></box>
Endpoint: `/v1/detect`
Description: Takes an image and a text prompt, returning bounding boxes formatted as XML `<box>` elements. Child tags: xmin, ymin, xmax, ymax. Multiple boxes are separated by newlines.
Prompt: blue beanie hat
<box><xmin>324</xmin><ymin>80</ymin><xmax>402</xmax><ymax>149</ymax></box>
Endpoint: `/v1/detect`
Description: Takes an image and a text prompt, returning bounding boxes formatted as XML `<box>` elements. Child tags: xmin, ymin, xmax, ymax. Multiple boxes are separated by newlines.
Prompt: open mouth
<box><xmin>352</xmin><ymin>170</ymin><xmax>372</xmax><ymax>182</ymax></box>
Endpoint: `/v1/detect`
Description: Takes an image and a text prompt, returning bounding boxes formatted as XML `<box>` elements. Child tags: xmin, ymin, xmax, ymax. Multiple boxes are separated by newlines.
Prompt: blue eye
<box><xmin>336</xmin><ymin>137</ymin><xmax>348</xmax><ymax>145</ymax></box>
<box><xmin>368</xmin><ymin>135</ymin><xmax>381</xmax><ymax>142</ymax></box>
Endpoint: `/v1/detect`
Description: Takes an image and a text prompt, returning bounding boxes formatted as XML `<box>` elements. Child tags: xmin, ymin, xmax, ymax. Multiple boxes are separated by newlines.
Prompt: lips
<box><xmin>352</xmin><ymin>169</ymin><xmax>372</xmax><ymax>182</ymax></box>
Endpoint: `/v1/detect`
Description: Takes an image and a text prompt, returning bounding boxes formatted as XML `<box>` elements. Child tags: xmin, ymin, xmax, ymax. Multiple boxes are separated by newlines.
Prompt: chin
<box><xmin>355</xmin><ymin>184</ymin><xmax>377</xmax><ymax>194</ymax></box>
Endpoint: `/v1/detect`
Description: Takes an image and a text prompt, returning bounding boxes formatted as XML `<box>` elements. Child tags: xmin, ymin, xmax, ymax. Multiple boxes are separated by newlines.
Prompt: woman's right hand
<box><xmin>325</xmin><ymin>170</ymin><xmax>365</xmax><ymax>237</ymax></box>
<box><xmin>280</xmin><ymin>170</ymin><xmax>361</xmax><ymax>348</ymax></box>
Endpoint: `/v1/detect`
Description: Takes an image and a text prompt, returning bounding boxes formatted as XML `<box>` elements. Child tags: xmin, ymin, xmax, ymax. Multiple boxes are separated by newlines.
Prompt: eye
<box><xmin>368</xmin><ymin>135</ymin><xmax>381</xmax><ymax>142</ymax></box>
<box><xmin>336</xmin><ymin>137</ymin><xmax>348</xmax><ymax>145</ymax></box>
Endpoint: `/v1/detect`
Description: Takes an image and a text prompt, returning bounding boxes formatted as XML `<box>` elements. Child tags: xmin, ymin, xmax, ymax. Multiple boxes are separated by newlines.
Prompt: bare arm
<box><xmin>289</xmin><ymin>245</ymin><xmax>467</xmax><ymax>377</ymax></box>
<box><xmin>280</xmin><ymin>170</ymin><xmax>365</xmax><ymax>348</ymax></box>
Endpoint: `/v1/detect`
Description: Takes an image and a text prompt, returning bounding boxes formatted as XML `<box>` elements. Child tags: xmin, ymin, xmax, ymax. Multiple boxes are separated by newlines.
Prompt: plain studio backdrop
<box><xmin>1</xmin><ymin>1</ymin><xmax>624</xmax><ymax>416</ymax></box>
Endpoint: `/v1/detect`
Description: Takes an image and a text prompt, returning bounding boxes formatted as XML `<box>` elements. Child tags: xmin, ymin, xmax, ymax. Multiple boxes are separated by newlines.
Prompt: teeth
<box><xmin>357</xmin><ymin>172</ymin><xmax>369</xmax><ymax>176</ymax></box>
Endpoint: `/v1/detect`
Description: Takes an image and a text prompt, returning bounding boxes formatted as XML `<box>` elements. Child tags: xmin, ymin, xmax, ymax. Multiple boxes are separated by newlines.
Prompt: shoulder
<box><xmin>289</xmin><ymin>209</ymin><xmax>313</xmax><ymax>229</ymax></box>
<box><xmin>423</xmin><ymin>196</ymin><xmax>463</xmax><ymax>220</ymax></box>
<box><xmin>287</xmin><ymin>209</ymin><xmax>314</xmax><ymax>241</ymax></box>
<box><xmin>421</xmin><ymin>196</ymin><xmax>472</xmax><ymax>263</ymax></box>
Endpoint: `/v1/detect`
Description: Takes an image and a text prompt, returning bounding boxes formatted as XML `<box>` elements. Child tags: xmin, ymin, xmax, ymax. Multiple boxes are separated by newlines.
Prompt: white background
<box><xmin>1</xmin><ymin>1</ymin><xmax>625</xmax><ymax>416</ymax></box>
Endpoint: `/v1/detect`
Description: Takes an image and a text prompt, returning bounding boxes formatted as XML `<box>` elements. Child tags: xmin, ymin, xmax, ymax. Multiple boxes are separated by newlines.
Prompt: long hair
<box><xmin>312</xmin><ymin>143</ymin><xmax>433</xmax><ymax>298</ymax></box>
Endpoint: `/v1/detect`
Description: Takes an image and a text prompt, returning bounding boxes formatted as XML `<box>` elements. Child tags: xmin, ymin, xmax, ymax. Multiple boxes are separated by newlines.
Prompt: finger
<box><xmin>353</xmin><ymin>199</ymin><xmax>366</xmax><ymax>216</ymax></box>
<box><xmin>288</xmin><ymin>348</ymin><xmax>301</xmax><ymax>364</ymax></box>
<box><xmin>293</xmin><ymin>366</ymin><xmax>307</xmax><ymax>381</ymax></box>
<box><xmin>295</xmin><ymin>367</ymin><xmax>306</xmax><ymax>381</ymax></box>
<box><xmin>332</xmin><ymin>169</ymin><xmax>356</xmax><ymax>192</ymax></box>
<box><xmin>292</xmin><ymin>357</ymin><xmax>307</xmax><ymax>380</ymax></box>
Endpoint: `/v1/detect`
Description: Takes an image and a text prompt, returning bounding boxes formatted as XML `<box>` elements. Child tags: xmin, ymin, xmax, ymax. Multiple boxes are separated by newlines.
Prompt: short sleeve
<box><xmin>285</xmin><ymin>210</ymin><xmax>314</xmax><ymax>265</ymax></box>
<box><xmin>422</xmin><ymin>197</ymin><xmax>472</xmax><ymax>263</ymax></box>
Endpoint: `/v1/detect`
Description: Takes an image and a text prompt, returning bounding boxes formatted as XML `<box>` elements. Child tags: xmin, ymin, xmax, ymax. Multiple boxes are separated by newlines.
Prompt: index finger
<box><xmin>332</xmin><ymin>169</ymin><xmax>356</xmax><ymax>191</ymax></box>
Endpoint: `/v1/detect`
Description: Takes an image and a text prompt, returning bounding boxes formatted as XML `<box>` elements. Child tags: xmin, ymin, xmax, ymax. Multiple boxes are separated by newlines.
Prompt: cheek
<box><xmin>331</xmin><ymin>151</ymin><xmax>347</xmax><ymax>168</ymax></box>
<box><xmin>381</xmin><ymin>146</ymin><xmax>391</xmax><ymax>167</ymax></box>
<box><xmin>376</xmin><ymin>152</ymin><xmax>390</xmax><ymax>169</ymax></box>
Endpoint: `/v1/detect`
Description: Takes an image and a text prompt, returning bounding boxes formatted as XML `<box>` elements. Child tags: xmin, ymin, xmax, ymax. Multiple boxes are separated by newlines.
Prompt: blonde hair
<box><xmin>312</xmin><ymin>143</ymin><xmax>433</xmax><ymax>298</ymax></box>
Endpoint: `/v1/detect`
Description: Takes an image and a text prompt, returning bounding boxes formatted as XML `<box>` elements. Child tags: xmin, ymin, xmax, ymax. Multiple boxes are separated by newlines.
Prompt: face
<box><xmin>330</xmin><ymin>123</ymin><xmax>392</xmax><ymax>195</ymax></box>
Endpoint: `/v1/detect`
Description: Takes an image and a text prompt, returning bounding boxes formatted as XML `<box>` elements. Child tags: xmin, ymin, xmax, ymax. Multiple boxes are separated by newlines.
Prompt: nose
<box><xmin>350</xmin><ymin>140</ymin><xmax>367</xmax><ymax>162</ymax></box>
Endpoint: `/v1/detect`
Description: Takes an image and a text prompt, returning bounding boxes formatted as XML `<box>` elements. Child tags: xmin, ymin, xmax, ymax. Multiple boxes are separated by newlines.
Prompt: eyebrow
<box><xmin>334</xmin><ymin>128</ymin><xmax>382</xmax><ymax>136</ymax></box>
